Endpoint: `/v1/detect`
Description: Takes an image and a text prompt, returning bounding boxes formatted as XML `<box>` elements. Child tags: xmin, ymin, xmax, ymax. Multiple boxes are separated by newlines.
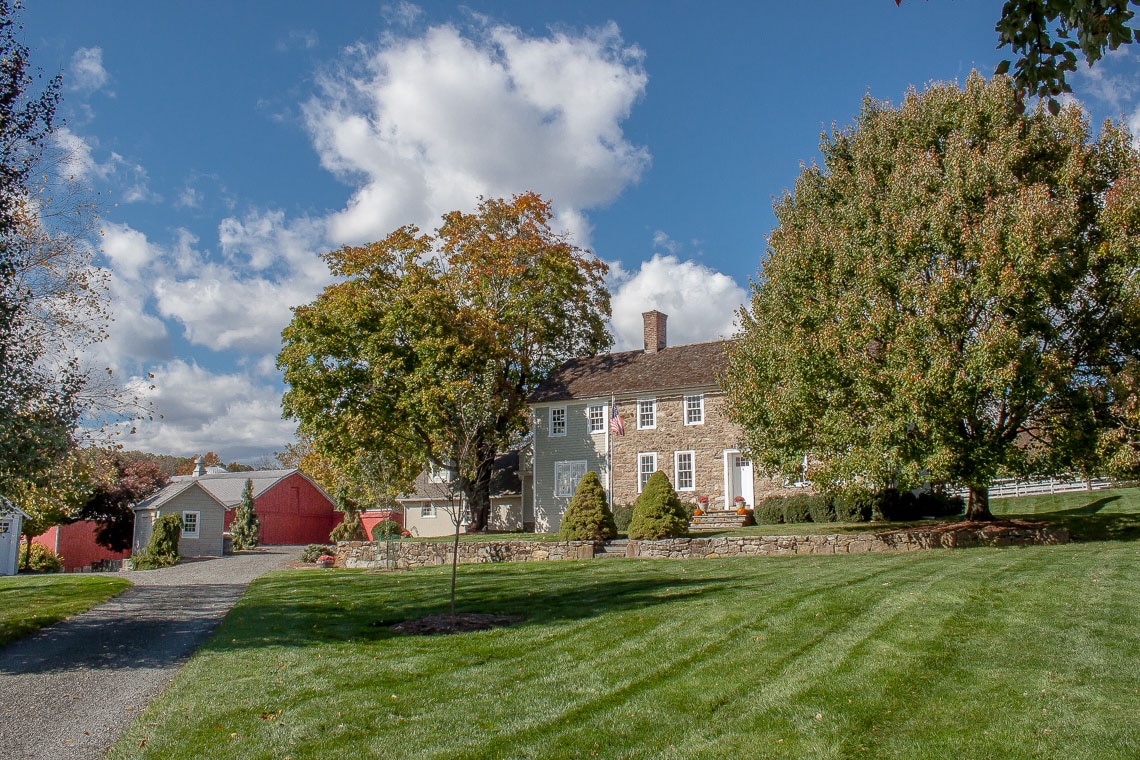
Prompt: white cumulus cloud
<box><xmin>68</xmin><ymin>47</ymin><xmax>109</xmax><ymax>93</ymax></box>
<box><xmin>119</xmin><ymin>359</ymin><xmax>297</xmax><ymax>461</ymax></box>
<box><xmin>304</xmin><ymin>20</ymin><xmax>649</xmax><ymax>247</ymax></box>
<box><xmin>610</xmin><ymin>254</ymin><xmax>746</xmax><ymax>351</ymax></box>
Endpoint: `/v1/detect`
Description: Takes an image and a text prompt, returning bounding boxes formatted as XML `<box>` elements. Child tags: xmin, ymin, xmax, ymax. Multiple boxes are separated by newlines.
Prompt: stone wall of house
<box><xmin>610</xmin><ymin>391</ymin><xmax>801</xmax><ymax>509</ymax></box>
<box><xmin>335</xmin><ymin>523</ymin><xmax>1068</xmax><ymax>568</ymax></box>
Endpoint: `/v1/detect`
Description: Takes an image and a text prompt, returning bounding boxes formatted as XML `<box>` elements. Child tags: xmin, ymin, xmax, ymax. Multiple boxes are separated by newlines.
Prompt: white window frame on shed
<box><xmin>181</xmin><ymin>510</ymin><xmax>200</xmax><ymax>539</ymax></box>
<box><xmin>638</xmin><ymin>452</ymin><xmax>658</xmax><ymax>492</ymax></box>
<box><xmin>587</xmin><ymin>404</ymin><xmax>606</xmax><ymax>434</ymax></box>
<box><xmin>550</xmin><ymin>406</ymin><xmax>567</xmax><ymax>437</ymax></box>
<box><xmin>674</xmin><ymin>450</ymin><xmax>695</xmax><ymax>491</ymax></box>
<box><xmin>421</xmin><ymin>503</ymin><xmax>436</xmax><ymax>518</ymax></box>
<box><xmin>684</xmin><ymin>394</ymin><xmax>705</xmax><ymax>426</ymax></box>
<box><xmin>554</xmin><ymin>460</ymin><xmax>588</xmax><ymax>498</ymax></box>
<box><xmin>637</xmin><ymin>398</ymin><xmax>657</xmax><ymax>430</ymax></box>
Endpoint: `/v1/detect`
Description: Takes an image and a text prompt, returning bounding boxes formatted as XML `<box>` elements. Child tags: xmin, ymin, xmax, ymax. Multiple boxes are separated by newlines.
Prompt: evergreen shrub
<box><xmin>612</xmin><ymin>504</ymin><xmax>634</xmax><ymax>533</ymax></box>
<box><xmin>330</xmin><ymin>512</ymin><xmax>367</xmax><ymax>543</ymax></box>
<box><xmin>627</xmin><ymin>472</ymin><xmax>689</xmax><ymax>540</ymax></box>
<box><xmin>230</xmin><ymin>478</ymin><xmax>261</xmax><ymax>550</ymax></box>
<box><xmin>369</xmin><ymin>520</ymin><xmax>403</xmax><ymax>540</ymax></box>
<box><xmin>20</xmin><ymin>542</ymin><xmax>63</xmax><ymax>573</ymax></box>
<box><xmin>832</xmin><ymin>489</ymin><xmax>873</xmax><ymax>522</ymax></box>
<box><xmin>806</xmin><ymin>493</ymin><xmax>837</xmax><ymax>523</ymax></box>
<box><xmin>132</xmin><ymin>514</ymin><xmax>181</xmax><ymax>569</ymax></box>
<box><xmin>754</xmin><ymin>496</ymin><xmax>785</xmax><ymax>524</ymax></box>
<box><xmin>560</xmin><ymin>472</ymin><xmax>617</xmax><ymax>541</ymax></box>
<box><xmin>781</xmin><ymin>493</ymin><xmax>816</xmax><ymax>524</ymax></box>
<box><xmin>301</xmin><ymin>543</ymin><xmax>334</xmax><ymax>563</ymax></box>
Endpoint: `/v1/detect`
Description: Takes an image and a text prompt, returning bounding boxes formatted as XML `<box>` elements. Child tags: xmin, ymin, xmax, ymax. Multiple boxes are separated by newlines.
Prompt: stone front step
<box><xmin>689</xmin><ymin>510</ymin><xmax>754</xmax><ymax>532</ymax></box>
<box><xmin>595</xmin><ymin>538</ymin><xmax>629</xmax><ymax>558</ymax></box>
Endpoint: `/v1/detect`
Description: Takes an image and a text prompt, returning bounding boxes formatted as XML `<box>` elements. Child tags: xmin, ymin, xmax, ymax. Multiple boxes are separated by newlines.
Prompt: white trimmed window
<box><xmin>421</xmin><ymin>504</ymin><xmax>436</xmax><ymax>518</ymax></box>
<box><xmin>181</xmin><ymin>511</ymin><xmax>200</xmax><ymax>539</ymax></box>
<box><xmin>555</xmin><ymin>460</ymin><xmax>588</xmax><ymax>498</ymax></box>
<box><xmin>684</xmin><ymin>394</ymin><xmax>705</xmax><ymax>425</ymax></box>
<box><xmin>637</xmin><ymin>398</ymin><xmax>656</xmax><ymax>430</ymax></box>
<box><xmin>674</xmin><ymin>451</ymin><xmax>695</xmax><ymax>491</ymax></box>
<box><xmin>588</xmin><ymin>404</ymin><xmax>605</xmax><ymax>434</ymax></box>
<box><xmin>550</xmin><ymin>407</ymin><xmax>567</xmax><ymax>436</ymax></box>
<box><xmin>638</xmin><ymin>452</ymin><xmax>657</xmax><ymax>492</ymax></box>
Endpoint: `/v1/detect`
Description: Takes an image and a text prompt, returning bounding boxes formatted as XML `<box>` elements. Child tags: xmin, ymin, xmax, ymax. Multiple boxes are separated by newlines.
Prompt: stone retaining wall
<box><xmin>336</xmin><ymin>523</ymin><xmax>1068</xmax><ymax>569</ymax></box>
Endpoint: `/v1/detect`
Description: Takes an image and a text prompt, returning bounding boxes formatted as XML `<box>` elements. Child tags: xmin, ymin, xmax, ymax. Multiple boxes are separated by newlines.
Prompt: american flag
<box><xmin>610</xmin><ymin>397</ymin><xmax>624</xmax><ymax>436</ymax></box>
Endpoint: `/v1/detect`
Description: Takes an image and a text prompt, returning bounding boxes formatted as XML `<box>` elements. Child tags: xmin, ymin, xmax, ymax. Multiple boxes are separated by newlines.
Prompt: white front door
<box><xmin>725</xmin><ymin>451</ymin><xmax>754</xmax><ymax>509</ymax></box>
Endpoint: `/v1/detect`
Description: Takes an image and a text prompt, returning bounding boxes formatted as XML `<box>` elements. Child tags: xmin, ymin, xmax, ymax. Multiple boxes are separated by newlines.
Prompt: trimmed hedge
<box><xmin>751</xmin><ymin>487</ymin><xmax>957</xmax><ymax>525</ymax></box>
<box><xmin>612</xmin><ymin>505</ymin><xmax>634</xmax><ymax>532</ymax></box>
<box><xmin>560</xmin><ymin>472</ymin><xmax>617</xmax><ymax>541</ymax></box>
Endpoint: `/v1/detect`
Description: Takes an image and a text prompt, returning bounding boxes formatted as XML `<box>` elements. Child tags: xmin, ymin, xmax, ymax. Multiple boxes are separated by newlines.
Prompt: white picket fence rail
<box><xmin>952</xmin><ymin>476</ymin><xmax>1113</xmax><ymax>501</ymax></box>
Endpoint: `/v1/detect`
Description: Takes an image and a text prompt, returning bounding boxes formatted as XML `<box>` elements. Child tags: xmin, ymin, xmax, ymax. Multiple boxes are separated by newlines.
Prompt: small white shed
<box><xmin>0</xmin><ymin>498</ymin><xmax>30</xmax><ymax>576</ymax></box>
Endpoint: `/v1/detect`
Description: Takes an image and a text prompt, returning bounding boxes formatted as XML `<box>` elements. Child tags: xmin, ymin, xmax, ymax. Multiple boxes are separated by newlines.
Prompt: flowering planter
<box><xmin>316</xmin><ymin>555</ymin><xmax>335</xmax><ymax>568</ymax></box>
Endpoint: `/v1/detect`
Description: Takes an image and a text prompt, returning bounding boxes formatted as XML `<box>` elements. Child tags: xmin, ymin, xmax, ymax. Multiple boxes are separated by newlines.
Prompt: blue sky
<box><xmin>24</xmin><ymin>1</ymin><xmax>1140</xmax><ymax>461</ymax></box>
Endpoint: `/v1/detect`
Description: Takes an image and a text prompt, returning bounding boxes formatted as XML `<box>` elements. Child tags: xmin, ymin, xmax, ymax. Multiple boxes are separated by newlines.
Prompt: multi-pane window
<box><xmin>638</xmin><ymin>452</ymin><xmax>657</xmax><ymax>492</ymax></box>
<box><xmin>555</xmin><ymin>460</ymin><xmax>588</xmax><ymax>497</ymax></box>
<box><xmin>550</xmin><ymin>406</ymin><xmax>566</xmax><ymax>436</ymax></box>
<box><xmin>684</xmin><ymin>394</ymin><xmax>705</xmax><ymax>425</ymax></box>
<box><xmin>637</xmin><ymin>398</ymin><xmax>656</xmax><ymax>429</ymax></box>
<box><xmin>674</xmin><ymin>451</ymin><xmax>695</xmax><ymax>491</ymax></box>
<box><xmin>588</xmin><ymin>404</ymin><xmax>605</xmax><ymax>434</ymax></box>
<box><xmin>421</xmin><ymin>504</ymin><xmax>436</xmax><ymax>518</ymax></box>
<box><xmin>181</xmin><ymin>511</ymin><xmax>200</xmax><ymax>538</ymax></box>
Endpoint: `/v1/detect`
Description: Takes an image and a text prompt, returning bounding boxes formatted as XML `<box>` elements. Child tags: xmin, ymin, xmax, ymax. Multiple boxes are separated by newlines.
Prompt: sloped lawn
<box><xmin>0</xmin><ymin>574</ymin><xmax>131</xmax><ymax>647</ymax></box>
<box><xmin>110</xmin><ymin>541</ymin><xmax>1139</xmax><ymax>759</ymax></box>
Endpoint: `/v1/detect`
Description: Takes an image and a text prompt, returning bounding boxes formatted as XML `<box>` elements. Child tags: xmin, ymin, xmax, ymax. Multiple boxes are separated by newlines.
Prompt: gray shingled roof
<box><xmin>136</xmin><ymin>469</ymin><xmax>325</xmax><ymax>512</ymax></box>
<box><xmin>528</xmin><ymin>340</ymin><xmax>730</xmax><ymax>402</ymax></box>
<box><xmin>133</xmin><ymin>479</ymin><xmax>229</xmax><ymax>512</ymax></box>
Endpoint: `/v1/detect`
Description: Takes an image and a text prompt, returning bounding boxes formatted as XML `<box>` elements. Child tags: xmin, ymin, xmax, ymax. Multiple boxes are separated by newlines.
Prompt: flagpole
<box><xmin>606</xmin><ymin>393</ymin><xmax>613</xmax><ymax>507</ymax></box>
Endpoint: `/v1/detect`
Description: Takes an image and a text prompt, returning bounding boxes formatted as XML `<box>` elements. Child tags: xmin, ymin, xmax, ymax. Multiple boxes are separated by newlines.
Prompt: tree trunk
<box><xmin>965</xmin><ymin>485</ymin><xmax>993</xmax><ymax>521</ymax></box>
<box><xmin>466</xmin><ymin>453</ymin><xmax>495</xmax><ymax>532</ymax></box>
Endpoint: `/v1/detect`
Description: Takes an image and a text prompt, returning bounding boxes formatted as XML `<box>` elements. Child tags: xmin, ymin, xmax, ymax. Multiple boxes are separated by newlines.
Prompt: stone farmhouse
<box><xmin>527</xmin><ymin>310</ymin><xmax>797</xmax><ymax>533</ymax></box>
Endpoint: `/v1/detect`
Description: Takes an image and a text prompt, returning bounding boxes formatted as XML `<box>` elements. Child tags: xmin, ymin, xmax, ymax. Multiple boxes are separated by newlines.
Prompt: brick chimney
<box><xmin>642</xmin><ymin>310</ymin><xmax>667</xmax><ymax>353</ymax></box>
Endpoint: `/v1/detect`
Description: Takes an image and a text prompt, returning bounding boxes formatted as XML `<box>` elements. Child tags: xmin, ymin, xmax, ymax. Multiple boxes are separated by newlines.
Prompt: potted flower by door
<box><xmin>734</xmin><ymin>496</ymin><xmax>748</xmax><ymax>515</ymax></box>
<box><xmin>694</xmin><ymin>495</ymin><xmax>709</xmax><ymax>516</ymax></box>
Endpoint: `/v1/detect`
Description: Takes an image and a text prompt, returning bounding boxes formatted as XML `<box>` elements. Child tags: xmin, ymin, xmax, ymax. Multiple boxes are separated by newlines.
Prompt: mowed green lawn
<box><xmin>0</xmin><ymin>574</ymin><xmax>130</xmax><ymax>647</ymax></box>
<box><xmin>110</xmin><ymin>539</ymin><xmax>1140</xmax><ymax>759</ymax></box>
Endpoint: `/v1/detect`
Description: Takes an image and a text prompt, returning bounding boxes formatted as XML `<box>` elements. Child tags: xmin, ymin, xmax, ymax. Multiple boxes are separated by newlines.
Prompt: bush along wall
<box><xmin>752</xmin><ymin>488</ymin><xmax>962</xmax><ymax>525</ymax></box>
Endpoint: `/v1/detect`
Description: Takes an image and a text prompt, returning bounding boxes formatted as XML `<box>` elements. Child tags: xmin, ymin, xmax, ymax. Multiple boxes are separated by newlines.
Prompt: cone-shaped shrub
<box><xmin>560</xmin><ymin>471</ymin><xmax>617</xmax><ymax>540</ymax></box>
<box><xmin>230</xmin><ymin>478</ymin><xmax>261</xmax><ymax>550</ymax></box>
<box><xmin>627</xmin><ymin>471</ymin><xmax>689</xmax><ymax>539</ymax></box>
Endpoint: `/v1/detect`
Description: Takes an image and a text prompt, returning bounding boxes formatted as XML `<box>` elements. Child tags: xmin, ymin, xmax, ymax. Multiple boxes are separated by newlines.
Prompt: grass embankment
<box><xmin>0</xmin><ymin>574</ymin><xmax>131</xmax><ymax>647</ymax></box>
<box><xmin>112</xmin><ymin>540</ymin><xmax>1139</xmax><ymax>759</ymax></box>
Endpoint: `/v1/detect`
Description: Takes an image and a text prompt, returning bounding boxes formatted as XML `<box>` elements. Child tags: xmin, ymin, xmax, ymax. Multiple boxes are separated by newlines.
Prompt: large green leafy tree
<box><xmin>898</xmin><ymin>0</ymin><xmax>1138</xmax><ymax>113</ymax></box>
<box><xmin>279</xmin><ymin>192</ymin><xmax>611</xmax><ymax>531</ymax></box>
<box><xmin>724</xmin><ymin>74</ymin><xmax>1140</xmax><ymax>520</ymax></box>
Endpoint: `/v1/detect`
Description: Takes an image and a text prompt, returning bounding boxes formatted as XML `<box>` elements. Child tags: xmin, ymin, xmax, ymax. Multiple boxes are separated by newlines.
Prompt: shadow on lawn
<box><xmin>204</xmin><ymin>571</ymin><xmax>737</xmax><ymax>651</ymax></box>
<box><xmin>1003</xmin><ymin>495</ymin><xmax>1140</xmax><ymax>542</ymax></box>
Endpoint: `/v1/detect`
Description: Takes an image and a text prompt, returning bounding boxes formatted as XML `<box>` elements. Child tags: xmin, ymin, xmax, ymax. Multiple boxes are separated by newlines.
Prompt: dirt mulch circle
<box><xmin>874</xmin><ymin>519</ymin><xmax>1049</xmax><ymax>537</ymax></box>
<box><xmin>388</xmin><ymin>613</ymin><xmax>524</xmax><ymax>636</ymax></box>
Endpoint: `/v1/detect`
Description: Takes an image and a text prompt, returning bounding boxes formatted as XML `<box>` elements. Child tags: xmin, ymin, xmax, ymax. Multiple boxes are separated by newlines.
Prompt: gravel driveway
<box><xmin>0</xmin><ymin>546</ymin><xmax>300</xmax><ymax>759</ymax></box>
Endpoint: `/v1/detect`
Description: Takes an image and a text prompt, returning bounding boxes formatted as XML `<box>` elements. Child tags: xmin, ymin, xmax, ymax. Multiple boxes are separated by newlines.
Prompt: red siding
<box><xmin>361</xmin><ymin>509</ymin><xmax>404</xmax><ymax>540</ymax></box>
<box><xmin>32</xmin><ymin>521</ymin><xmax>130</xmax><ymax>572</ymax></box>
<box><xmin>222</xmin><ymin>472</ymin><xmax>342</xmax><ymax>545</ymax></box>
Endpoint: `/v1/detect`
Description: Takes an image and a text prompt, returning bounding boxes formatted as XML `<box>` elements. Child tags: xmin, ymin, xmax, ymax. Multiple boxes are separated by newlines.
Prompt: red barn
<box><xmin>173</xmin><ymin>469</ymin><xmax>341</xmax><ymax>546</ymax></box>
<box><xmin>33</xmin><ymin>521</ymin><xmax>131</xmax><ymax>572</ymax></box>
